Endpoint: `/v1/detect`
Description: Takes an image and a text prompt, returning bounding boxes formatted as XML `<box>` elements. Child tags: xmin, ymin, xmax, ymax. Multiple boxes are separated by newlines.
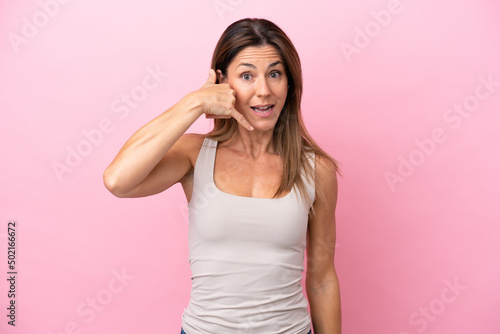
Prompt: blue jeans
<box><xmin>181</xmin><ymin>329</ymin><xmax>311</xmax><ymax>334</ymax></box>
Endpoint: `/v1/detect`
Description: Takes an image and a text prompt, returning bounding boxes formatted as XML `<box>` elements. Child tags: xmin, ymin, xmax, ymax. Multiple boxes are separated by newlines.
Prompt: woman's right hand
<box><xmin>194</xmin><ymin>69</ymin><xmax>254</xmax><ymax>131</ymax></box>
<box><xmin>105</xmin><ymin>69</ymin><xmax>255</xmax><ymax>198</ymax></box>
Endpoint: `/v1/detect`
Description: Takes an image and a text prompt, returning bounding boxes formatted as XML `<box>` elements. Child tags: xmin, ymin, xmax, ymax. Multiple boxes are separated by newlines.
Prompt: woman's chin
<box><xmin>245</xmin><ymin>120</ymin><xmax>278</xmax><ymax>133</ymax></box>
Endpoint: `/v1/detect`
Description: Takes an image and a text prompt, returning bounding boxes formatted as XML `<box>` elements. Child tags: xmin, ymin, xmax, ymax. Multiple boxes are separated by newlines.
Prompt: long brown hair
<box><xmin>207</xmin><ymin>18</ymin><xmax>341</xmax><ymax>208</ymax></box>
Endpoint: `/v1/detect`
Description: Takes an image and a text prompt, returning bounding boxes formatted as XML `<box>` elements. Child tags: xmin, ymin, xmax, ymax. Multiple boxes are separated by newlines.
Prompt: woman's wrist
<box><xmin>181</xmin><ymin>90</ymin><xmax>205</xmax><ymax>118</ymax></box>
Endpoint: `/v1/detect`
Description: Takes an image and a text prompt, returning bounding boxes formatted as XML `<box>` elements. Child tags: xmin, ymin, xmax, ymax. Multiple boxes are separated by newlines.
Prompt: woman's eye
<box><xmin>241</xmin><ymin>73</ymin><xmax>252</xmax><ymax>80</ymax></box>
<box><xmin>270</xmin><ymin>71</ymin><xmax>281</xmax><ymax>79</ymax></box>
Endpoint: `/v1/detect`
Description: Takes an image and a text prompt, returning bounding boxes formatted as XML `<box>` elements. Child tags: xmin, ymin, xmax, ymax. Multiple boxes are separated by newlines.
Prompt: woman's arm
<box><xmin>103</xmin><ymin>69</ymin><xmax>253</xmax><ymax>198</ymax></box>
<box><xmin>306</xmin><ymin>155</ymin><xmax>341</xmax><ymax>334</ymax></box>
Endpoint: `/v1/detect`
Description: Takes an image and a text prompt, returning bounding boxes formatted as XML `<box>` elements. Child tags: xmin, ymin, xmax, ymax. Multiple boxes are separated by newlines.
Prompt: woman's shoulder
<box><xmin>175</xmin><ymin>133</ymin><xmax>207</xmax><ymax>152</ymax></box>
<box><xmin>176</xmin><ymin>133</ymin><xmax>208</xmax><ymax>160</ymax></box>
<box><xmin>179</xmin><ymin>132</ymin><xmax>207</xmax><ymax>143</ymax></box>
<box><xmin>308</xmin><ymin>153</ymin><xmax>339</xmax><ymax>207</ymax></box>
<box><xmin>314</xmin><ymin>153</ymin><xmax>339</xmax><ymax>187</ymax></box>
<box><xmin>315</xmin><ymin>153</ymin><xmax>337</xmax><ymax>171</ymax></box>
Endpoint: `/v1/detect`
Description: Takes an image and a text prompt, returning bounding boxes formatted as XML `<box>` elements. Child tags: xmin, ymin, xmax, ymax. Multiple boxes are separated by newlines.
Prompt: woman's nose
<box><xmin>255</xmin><ymin>77</ymin><xmax>271</xmax><ymax>97</ymax></box>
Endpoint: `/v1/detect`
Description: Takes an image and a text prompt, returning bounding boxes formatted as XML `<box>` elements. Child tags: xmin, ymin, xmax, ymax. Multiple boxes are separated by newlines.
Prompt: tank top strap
<box><xmin>192</xmin><ymin>137</ymin><xmax>218</xmax><ymax>192</ymax></box>
<box><xmin>302</xmin><ymin>150</ymin><xmax>316</xmax><ymax>207</ymax></box>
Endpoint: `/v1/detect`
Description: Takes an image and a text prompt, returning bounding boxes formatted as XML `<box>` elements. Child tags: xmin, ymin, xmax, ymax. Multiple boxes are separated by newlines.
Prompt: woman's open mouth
<box><xmin>250</xmin><ymin>104</ymin><xmax>274</xmax><ymax>117</ymax></box>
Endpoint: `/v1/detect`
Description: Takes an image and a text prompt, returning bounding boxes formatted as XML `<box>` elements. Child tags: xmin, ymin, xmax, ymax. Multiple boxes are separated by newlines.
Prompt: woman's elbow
<box><xmin>103</xmin><ymin>167</ymin><xmax>129</xmax><ymax>198</ymax></box>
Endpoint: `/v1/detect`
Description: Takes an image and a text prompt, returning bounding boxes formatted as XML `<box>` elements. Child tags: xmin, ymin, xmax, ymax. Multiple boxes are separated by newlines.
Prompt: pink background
<box><xmin>1</xmin><ymin>0</ymin><xmax>499</xmax><ymax>333</ymax></box>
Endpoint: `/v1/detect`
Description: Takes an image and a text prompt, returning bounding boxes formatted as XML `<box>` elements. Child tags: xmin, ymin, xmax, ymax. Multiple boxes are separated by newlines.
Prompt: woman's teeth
<box><xmin>252</xmin><ymin>106</ymin><xmax>273</xmax><ymax>113</ymax></box>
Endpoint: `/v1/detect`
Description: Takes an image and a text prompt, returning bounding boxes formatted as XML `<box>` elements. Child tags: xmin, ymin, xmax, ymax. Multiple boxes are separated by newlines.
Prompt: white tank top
<box><xmin>181</xmin><ymin>137</ymin><xmax>315</xmax><ymax>333</ymax></box>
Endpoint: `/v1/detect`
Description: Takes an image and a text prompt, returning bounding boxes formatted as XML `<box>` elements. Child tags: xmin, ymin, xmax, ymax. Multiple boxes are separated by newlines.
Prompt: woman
<box><xmin>103</xmin><ymin>18</ymin><xmax>341</xmax><ymax>334</ymax></box>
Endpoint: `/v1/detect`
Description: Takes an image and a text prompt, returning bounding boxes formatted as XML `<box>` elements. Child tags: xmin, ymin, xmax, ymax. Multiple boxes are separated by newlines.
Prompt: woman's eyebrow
<box><xmin>237</xmin><ymin>61</ymin><xmax>283</xmax><ymax>69</ymax></box>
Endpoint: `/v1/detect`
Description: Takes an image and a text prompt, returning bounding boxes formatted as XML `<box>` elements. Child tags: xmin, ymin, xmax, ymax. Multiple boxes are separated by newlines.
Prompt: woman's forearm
<box><xmin>306</xmin><ymin>273</ymin><xmax>342</xmax><ymax>334</ymax></box>
<box><xmin>103</xmin><ymin>92</ymin><xmax>202</xmax><ymax>195</ymax></box>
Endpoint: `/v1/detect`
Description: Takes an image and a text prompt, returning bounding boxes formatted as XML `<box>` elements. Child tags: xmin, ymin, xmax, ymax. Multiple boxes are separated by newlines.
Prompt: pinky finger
<box><xmin>230</xmin><ymin>109</ymin><xmax>254</xmax><ymax>131</ymax></box>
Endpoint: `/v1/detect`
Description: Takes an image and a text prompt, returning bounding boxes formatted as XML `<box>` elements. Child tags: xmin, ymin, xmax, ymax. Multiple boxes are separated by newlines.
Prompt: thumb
<box><xmin>206</xmin><ymin>69</ymin><xmax>217</xmax><ymax>84</ymax></box>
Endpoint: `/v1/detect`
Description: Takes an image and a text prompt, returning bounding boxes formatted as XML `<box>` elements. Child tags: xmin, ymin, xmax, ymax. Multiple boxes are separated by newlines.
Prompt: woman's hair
<box><xmin>207</xmin><ymin>18</ymin><xmax>341</xmax><ymax>208</ymax></box>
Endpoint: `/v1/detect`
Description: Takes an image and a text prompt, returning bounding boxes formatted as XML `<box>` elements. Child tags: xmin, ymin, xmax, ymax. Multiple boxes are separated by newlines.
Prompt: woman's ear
<box><xmin>216</xmin><ymin>69</ymin><xmax>226</xmax><ymax>84</ymax></box>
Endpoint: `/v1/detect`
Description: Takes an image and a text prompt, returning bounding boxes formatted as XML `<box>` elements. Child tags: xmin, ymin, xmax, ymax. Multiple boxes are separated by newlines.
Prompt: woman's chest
<box><xmin>213</xmin><ymin>149</ymin><xmax>286</xmax><ymax>198</ymax></box>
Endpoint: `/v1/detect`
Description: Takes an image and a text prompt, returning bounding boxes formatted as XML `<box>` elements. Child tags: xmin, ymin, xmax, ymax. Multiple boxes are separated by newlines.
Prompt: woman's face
<box><xmin>219</xmin><ymin>45</ymin><xmax>288</xmax><ymax>131</ymax></box>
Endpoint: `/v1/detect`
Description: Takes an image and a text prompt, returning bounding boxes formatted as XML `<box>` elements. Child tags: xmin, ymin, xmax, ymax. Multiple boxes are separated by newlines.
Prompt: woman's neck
<box><xmin>222</xmin><ymin>126</ymin><xmax>277</xmax><ymax>159</ymax></box>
